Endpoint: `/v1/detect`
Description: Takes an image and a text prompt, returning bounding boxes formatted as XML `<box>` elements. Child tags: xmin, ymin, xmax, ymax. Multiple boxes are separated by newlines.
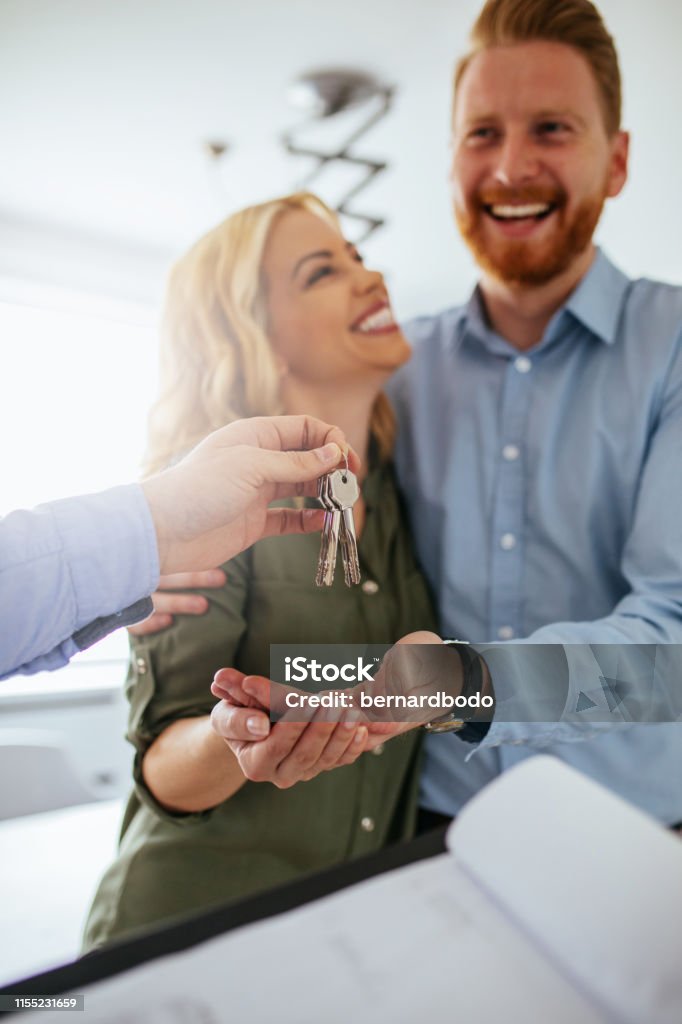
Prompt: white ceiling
<box><xmin>1</xmin><ymin>0</ymin><xmax>680</xmax><ymax>318</ymax></box>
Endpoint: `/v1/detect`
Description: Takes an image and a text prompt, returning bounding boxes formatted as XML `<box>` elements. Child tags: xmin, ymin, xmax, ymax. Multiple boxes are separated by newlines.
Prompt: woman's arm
<box><xmin>142</xmin><ymin>715</ymin><xmax>249</xmax><ymax>812</ymax></box>
<box><xmin>127</xmin><ymin>548</ymin><xmax>253</xmax><ymax>817</ymax></box>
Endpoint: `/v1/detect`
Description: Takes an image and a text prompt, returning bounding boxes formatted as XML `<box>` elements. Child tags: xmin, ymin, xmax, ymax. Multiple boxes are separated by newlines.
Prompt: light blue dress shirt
<box><xmin>0</xmin><ymin>484</ymin><xmax>157</xmax><ymax>679</ymax></box>
<box><xmin>391</xmin><ymin>250</ymin><xmax>682</xmax><ymax>822</ymax></box>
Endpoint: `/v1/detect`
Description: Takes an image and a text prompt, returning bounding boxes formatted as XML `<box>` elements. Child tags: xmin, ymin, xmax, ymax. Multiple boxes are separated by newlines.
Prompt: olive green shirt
<box><xmin>84</xmin><ymin>459</ymin><xmax>437</xmax><ymax>949</ymax></box>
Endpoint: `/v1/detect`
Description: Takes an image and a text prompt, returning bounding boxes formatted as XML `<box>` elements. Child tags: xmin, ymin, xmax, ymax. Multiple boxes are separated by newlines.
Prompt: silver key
<box><xmin>327</xmin><ymin>469</ymin><xmax>361</xmax><ymax>587</ymax></box>
<box><xmin>314</xmin><ymin>476</ymin><xmax>333</xmax><ymax>587</ymax></box>
<box><xmin>315</xmin><ymin>475</ymin><xmax>342</xmax><ymax>587</ymax></box>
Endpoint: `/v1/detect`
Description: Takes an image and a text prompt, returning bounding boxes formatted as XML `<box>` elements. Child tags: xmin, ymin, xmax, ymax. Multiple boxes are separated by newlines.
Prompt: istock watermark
<box><xmin>270</xmin><ymin>643</ymin><xmax>488</xmax><ymax>725</ymax></box>
<box><xmin>284</xmin><ymin>655</ymin><xmax>378</xmax><ymax>684</ymax></box>
<box><xmin>269</xmin><ymin>643</ymin><xmax>682</xmax><ymax>726</ymax></box>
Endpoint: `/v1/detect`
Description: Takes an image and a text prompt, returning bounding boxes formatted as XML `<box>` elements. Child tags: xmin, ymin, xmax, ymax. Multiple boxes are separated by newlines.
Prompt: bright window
<box><xmin>0</xmin><ymin>294</ymin><xmax>159</xmax><ymax>682</ymax></box>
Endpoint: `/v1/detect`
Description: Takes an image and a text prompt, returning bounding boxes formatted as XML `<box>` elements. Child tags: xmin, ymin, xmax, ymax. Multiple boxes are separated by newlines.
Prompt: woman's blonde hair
<box><xmin>143</xmin><ymin>191</ymin><xmax>395</xmax><ymax>475</ymax></box>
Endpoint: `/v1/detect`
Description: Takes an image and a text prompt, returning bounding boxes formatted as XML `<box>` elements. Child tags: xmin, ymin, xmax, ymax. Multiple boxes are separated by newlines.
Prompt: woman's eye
<box><xmin>306</xmin><ymin>264</ymin><xmax>334</xmax><ymax>286</ymax></box>
<box><xmin>351</xmin><ymin>248</ymin><xmax>364</xmax><ymax>264</ymax></box>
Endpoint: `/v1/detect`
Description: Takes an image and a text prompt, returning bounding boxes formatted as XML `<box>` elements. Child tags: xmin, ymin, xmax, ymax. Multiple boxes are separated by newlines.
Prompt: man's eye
<box><xmin>467</xmin><ymin>126</ymin><xmax>498</xmax><ymax>144</ymax></box>
<box><xmin>350</xmin><ymin>248</ymin><xmax>364</xmax><ymax>264</ymax></box>
<box><xmin>306</xmin><ymin>265</ymin><xmax>334</xmax><ymax>286</ymax></box>
<box><xmin>536</xmin><ymin>121</ymin><xmax>569</xmax><ymax>137</ymax></box>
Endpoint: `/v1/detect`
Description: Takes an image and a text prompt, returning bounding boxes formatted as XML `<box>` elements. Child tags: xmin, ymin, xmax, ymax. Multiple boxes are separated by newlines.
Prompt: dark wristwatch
<box><xmin>422</xmin><ymin>640</ymin><xmax>491</xmax><ymax>742</ymax></box>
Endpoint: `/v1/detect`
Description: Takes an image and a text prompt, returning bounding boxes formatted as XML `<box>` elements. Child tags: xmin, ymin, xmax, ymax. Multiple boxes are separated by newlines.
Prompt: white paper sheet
<box><xmin>450</xmin><ymin>756</ymin><xmax>682</xmax><ymax>1024</ymax></box>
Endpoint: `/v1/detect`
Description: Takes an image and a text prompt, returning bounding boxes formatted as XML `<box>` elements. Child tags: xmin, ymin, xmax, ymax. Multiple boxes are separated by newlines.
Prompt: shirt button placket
<box><xmin>489</xmin><ymin>355</ymin><xmax>533</xmax><ymax>639</ymax></box>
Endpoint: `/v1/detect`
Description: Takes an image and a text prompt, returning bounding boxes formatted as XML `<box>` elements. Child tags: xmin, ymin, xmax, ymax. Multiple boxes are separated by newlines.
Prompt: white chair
<box><xmin>0</xmin><ymin>728</ymin><xmax>100</xmax><ymax>819</ymax></box>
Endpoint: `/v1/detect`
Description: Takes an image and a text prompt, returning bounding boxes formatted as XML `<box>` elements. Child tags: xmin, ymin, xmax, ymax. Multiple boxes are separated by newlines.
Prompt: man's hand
<box><xmin>141</xmin><ymin>415</ymin><xmax>358</xmax><ymax>574</ymax></box>
<box><xmin>128</xmin><ymin>569</ymin><xmax>227</xmax><ymax>636</ymax></box>
<box><xmin>210</xmin><ymin>668</ymin><xmax>367</xmax><ymax>789</ymax></box>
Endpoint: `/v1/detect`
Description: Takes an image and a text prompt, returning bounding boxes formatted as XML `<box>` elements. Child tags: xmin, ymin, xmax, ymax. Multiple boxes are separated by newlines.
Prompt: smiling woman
<box><xmin>82</xmin><ymin>191</ymin><xmax>438</xmax><ymax>949</ymax></box>
<box><xmin>263</xmin><ymin>208</ymin><xmax>411</xmax><ymax>392</ymax></box>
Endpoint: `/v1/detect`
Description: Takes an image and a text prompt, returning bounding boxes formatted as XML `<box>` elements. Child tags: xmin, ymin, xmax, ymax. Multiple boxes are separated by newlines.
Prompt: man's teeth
<box><xmin>356</xmin><ymin>307</ymin><xmax>396</xmax><ymax>332</ymax></box>
<box><xmin>490</xmin><ymin>203</ymin><xmax>551</xmax><ymax>219</ymax></box>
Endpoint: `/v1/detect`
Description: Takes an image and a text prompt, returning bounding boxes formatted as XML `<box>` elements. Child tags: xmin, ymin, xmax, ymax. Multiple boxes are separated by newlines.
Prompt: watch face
<box><xmin>423</xmin><ymin>714</ymin><xmax>465</xmax><ymax>734</ymax></box>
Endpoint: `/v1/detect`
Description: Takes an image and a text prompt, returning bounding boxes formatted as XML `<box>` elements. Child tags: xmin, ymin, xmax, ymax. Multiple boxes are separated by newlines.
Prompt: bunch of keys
<box><xmin>315</xmin><ymin>466</ymin><xmax>361</xmax><ymax>587</ymax></box>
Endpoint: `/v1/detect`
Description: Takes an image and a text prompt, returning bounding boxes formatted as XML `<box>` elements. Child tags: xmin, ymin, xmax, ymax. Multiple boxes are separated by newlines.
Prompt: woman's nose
<box><xmin>354</xmin><ymin>264</ymin><xmax>385</xmax><ymax>293</ymax></box>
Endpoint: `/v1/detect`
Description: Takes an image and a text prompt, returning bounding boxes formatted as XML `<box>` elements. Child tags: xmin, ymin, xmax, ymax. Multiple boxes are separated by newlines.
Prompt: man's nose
<box><xmin>493</xmin><ymin>133</ymin><xmax>540</xmax><ymax>187</ymax></box>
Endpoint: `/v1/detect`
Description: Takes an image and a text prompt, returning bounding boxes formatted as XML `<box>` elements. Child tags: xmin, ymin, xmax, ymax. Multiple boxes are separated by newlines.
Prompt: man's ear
<box><xmin>606</xmin><ymin>130</ymin><xmax>629</xmax><ymax>198</ymax></box>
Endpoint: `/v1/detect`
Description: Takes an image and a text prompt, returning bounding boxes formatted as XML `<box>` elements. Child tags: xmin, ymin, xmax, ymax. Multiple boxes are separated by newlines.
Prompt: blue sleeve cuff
<box><xmin>49</xmin><ymin>483</ymin><xmax>159</xmax><ymax>630</ymax></box>
<box><xmin>0</xmin><ymin>484</ymin><xmax>159</xmax><ymax>677</ymax></box>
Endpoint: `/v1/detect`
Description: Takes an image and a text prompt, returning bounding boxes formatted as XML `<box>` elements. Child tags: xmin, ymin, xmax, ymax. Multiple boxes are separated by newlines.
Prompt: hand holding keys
<box><xmin>315</xmin><ymin>468</ymin><xmax>361</xmax><ymax>587</ymax></box>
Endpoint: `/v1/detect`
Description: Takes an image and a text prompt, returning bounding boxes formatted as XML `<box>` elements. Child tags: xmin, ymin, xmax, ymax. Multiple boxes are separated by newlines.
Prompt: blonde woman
<box><xmin>83</xmin><ymin>193</ymin><xmax>437</xmax><ymax>948</ymax></box>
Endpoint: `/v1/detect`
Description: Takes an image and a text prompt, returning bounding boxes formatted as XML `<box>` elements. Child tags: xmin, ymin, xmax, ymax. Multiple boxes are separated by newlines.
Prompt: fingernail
<box><xmin>247</xmin><ymin>716</ymin><xmax>269</xmax><ymax>737</ymax></box>
<box><xmin>316</xmin><ymin>442</ymin><xmax>341</xmax><ymax>463</ymax></box>
<box><xmin>353</xmin><ymin>727</ymin><xmax>367</xmax><ymax>745</ymax></box>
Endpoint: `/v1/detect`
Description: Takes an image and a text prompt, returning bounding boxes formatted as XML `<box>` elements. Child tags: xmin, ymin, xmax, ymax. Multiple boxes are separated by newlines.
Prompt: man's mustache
<box><xmin>476</xmin><ymin>185</ymin><xmax>567</xmax><ymax>207</ymax></box>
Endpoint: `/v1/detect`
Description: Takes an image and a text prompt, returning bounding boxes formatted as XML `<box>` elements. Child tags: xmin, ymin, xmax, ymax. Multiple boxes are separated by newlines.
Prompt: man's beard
<box><xmin>455</xmin><ymin>184</ymin><xmax>606</xmax><ymax>286</ymax></box>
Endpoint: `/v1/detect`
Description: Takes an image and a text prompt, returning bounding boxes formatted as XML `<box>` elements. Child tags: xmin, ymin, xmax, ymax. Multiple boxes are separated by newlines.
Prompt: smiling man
<box><xmin>451</xmin><ymin>37</ymin><xmax>626</xmax><ymax>304</ymax></box>
<box><xmin>387</xmin><ymin>0</ymin><xmax>682</xmax><ymax>826</ymax></box>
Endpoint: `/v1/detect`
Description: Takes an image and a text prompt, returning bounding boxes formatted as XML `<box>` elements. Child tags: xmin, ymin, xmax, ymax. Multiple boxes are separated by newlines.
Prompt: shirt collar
<box><xmin>456</xmin><ymin>248</ymin><xmax>631</xmax><ymax>353</ymax></box>
<box><xmin>562</xmin><ymin>248</ymin><xmax>630</xmax><ymax>346</ymax></box>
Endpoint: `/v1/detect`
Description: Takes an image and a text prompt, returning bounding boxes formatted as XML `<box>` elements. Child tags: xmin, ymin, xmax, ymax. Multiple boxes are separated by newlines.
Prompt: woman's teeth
<box><xmin>355</xmin><ymin>307</ymin><xmax>396</xmax><ymax>332</ymax></box>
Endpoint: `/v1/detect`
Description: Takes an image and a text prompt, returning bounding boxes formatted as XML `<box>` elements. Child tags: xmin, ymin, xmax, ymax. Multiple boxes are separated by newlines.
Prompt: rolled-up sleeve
<box><xmin>126</xmin><ymin>550</ymin><xmax>250</xmax><ymax>823</ymax></box>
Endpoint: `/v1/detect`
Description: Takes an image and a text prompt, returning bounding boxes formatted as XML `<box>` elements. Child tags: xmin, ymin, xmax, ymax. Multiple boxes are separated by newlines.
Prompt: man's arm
<box><xmin>1</xmin><ymin>415</ymin><xmax>354</xmax><ymax>679</ymax></box>
<box><xmin>0</xmin><ymin>484</ymin><xmax>157</xmax><ymax>679</ymax></box>
<box><xmin>476</xmin><ymin>333</ymin><xmax>682</xmax><ymax>750</ymax></box>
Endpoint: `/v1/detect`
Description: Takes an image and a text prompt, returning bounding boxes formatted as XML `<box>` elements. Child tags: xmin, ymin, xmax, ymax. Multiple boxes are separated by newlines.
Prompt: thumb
<box><xmin>252</xmin><ymin>442</ymin><xmax>343</xmax><ymax>486</ymax></box>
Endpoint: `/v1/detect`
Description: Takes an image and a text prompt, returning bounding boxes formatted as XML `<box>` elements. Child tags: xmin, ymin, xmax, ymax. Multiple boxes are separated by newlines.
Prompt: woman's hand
<box><xmin>210</xmin><ymin>669</ymin><xmax>368</xmax><ymax>789</ymax></box>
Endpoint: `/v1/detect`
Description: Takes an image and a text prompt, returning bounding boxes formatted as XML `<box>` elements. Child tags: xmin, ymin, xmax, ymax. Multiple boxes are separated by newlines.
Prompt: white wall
<box><xmin>0</xmin><ymin>0</ymin><xmax>680</xmax><ymax>318</ymax></box>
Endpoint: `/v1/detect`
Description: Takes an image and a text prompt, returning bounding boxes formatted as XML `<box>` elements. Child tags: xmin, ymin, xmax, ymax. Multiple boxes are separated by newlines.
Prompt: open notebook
<box><xmin>20</xmin><ymin>756</ymin><xmax>682</xmax><ymax>1023</ymax></box>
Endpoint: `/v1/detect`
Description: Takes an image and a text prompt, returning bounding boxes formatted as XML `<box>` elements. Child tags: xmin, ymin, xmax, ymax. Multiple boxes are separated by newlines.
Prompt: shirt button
<box><xmin>370</xmin><ymin>744</ymin><xmax>385</xmax><ymax>756</ymax></box>
<box><xmin>360</xmin><ymin>816</ymin><xmax>375</xmax><ymax>832</ymax></box>
<box><xmin>136</xmin><ymin>657</ymin><xmax>147</xmax><ymax>674</ymax></box>
<box><xmin>502</xmin><ymin>444</ymin><xmax>520</xmax><ymax>461</ymax></box>
<box><xmin>497</xmin><ymin>626</ymin><xmax>515</xmax><ymax>640</ymax></box>
<box><xmin>362</xmin><ymin>580</ymin><xmax>379</xmax><ymax>595</ymax></box>
<box><xmin>500</xmin><ymin>533</ymin><xmax>517</xmax><ymax>550</ymax></box>
<box><xmin>514</xmin><ymin>356</ymin><xmax>532</xmax><ymax>373</ymax></box>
